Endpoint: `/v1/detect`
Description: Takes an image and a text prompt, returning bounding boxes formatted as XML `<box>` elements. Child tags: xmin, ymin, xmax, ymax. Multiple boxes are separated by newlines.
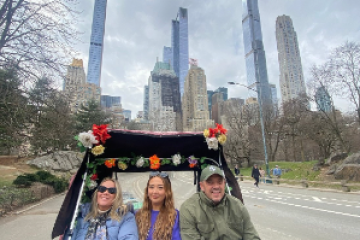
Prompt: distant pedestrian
<box><xmin>259</xmin><ymin>167</ymin><xmax>265</xmax><ymax>183</ymax></box>
<box><xmin>234</xmin><ymin>164</ymin><xmax>240</xmax><ymax>176</ymax></box>
<box><xmin>251</xmin><ymin>164</ymin><xmax>260</xmax><ymax>188</ymax></box>
<box><xmin>273</xmin><ymin>165</ymin><xmax>282</xmax><ymax>178</ymax></box>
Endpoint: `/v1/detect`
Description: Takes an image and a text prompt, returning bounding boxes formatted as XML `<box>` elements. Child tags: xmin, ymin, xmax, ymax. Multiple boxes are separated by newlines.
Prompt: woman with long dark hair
<box><xmin>135</xmin><ymin>171</ymin><xmax>181</xmax><ymax>240</ymax></box>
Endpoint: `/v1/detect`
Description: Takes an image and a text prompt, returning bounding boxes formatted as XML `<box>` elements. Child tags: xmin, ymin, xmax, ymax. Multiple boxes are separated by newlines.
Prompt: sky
<box><xmin>71</xmin><ymin>0</ymin><xmax>360</xmax><ymax>118</ymax></box>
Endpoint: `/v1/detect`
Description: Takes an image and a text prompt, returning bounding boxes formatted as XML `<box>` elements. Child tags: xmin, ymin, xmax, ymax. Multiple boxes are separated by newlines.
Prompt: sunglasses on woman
<box><xmin>98</xmin><ymin>185</ymin><xmax>117</xmax><ymax>194</ymax></box>
<box><xmin>149</xmin><ymin>171</ymin><xmax>168</xmax><ymax>178</ymax></box>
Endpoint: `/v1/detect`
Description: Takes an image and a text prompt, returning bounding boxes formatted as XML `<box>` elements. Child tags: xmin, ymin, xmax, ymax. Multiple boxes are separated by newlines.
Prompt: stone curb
<box><xmin>15</xmin><ymin>192</ymin><xmax>66</xmax><ymax>215</ymax></box>
<box><xmin>238</xmin><ymin>180</ymin><xmax>360</xmax><ymax>195</ymax></box>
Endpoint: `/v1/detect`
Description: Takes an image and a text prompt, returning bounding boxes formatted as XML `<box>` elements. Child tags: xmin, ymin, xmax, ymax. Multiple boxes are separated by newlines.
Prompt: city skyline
<box><xmin>72</xmin><ymin>0</ymin><xmax>360</xmax><ymax>117</ymax></box>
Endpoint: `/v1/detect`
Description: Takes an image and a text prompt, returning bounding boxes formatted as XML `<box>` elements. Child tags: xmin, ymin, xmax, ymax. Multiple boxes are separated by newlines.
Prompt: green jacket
<box><xmin>180</xmin><ymin>191</ymin><xmax>261</xmax><ymax>240</ymax></box>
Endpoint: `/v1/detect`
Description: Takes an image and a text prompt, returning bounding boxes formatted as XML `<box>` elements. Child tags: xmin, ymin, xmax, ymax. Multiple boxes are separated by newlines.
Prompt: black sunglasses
<box><xmin>149</xmin><ymin>171</ymin><xmax>168</xmax><ymax>178</ymax></box>
<box><xmin>98</xmin><ymin>185</ymin><xmax>117</xmax><ymax>194</ymax></box>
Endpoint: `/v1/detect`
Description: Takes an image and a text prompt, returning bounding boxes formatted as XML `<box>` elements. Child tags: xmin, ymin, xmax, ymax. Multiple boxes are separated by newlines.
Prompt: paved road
<box><xmin>0</xmin><ymin>172</ymin><xmax>359</xmax><ymax>240</ymax></box>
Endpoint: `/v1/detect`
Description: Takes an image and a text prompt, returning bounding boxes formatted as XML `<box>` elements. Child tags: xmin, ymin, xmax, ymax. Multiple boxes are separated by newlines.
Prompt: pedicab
<box><xmin>51</xmin><ymin>124</ymin><xmax>244</xmax><ymax>239</ymax></box>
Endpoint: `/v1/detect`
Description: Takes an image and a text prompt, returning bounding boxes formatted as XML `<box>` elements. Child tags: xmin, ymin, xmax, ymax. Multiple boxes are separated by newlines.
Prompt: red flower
<box><xmin>216</xmin><ymin>123</ymin><xmax>227</xmax><ymax>135</ymax></box>
<box><xmin>149</xmin><ymin>155</ymin><xmax>161</xmax><ymax>170</ymax></box>
<box><xmin>92</xmin><ymin>124</ymin><xmax>111</xmax><ymax>144</ymax></box>
<box><xmin>208</xmin><ymin>128</ymin><xmax>217</xmax><ymax>138</ymax></box>
<box><xmin>90</xmin><ymin>173</ymin><xmax>98</xmax><ymax>181</ymax></box>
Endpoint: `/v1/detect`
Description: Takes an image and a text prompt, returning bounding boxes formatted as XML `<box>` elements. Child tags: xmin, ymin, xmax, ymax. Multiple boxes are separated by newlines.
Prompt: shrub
<box><xmin>13</xmin><ymin>174</ymin><xmax>40</xmax><ymax>187</ymax></box>
<box><xmin>35</xmin><ymin>170</ymin><xmax>53</xmax><ymax>182</ymax></box>
<box><xmin>13</xmin><ymin>171</ymin><xmax>68</xmax><ymax>193</ymax></box>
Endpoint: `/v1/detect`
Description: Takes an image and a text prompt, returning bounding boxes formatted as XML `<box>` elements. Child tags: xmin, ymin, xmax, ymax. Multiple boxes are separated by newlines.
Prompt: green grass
<box><xmin>0</xmin><ymin>179</ymin><xmax>13</xmax><ymax>188</ymax></box>
<box><xmin>237</xmin><ymin>161</ymin><xmax>320</xmax><ymax>181</ymax></box>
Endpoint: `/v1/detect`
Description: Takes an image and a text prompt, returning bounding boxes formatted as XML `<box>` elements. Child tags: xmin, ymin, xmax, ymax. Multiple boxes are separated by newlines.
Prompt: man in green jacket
<box><xmin>180</xmin><ymin>165</ymin><xmax>261</xmax><ymax>240</ymax></box>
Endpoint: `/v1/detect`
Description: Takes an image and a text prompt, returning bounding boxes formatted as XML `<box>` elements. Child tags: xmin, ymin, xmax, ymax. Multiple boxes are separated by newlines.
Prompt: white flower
<box><xmin>136</xmin><ymin>157</ymin><xmax>145</xmax><ymax>167</ymax></box>
<box><xmin>78</xmin><ymin>131</ymin><xmax>98</xmax><ymax>148</ymax></box>
<box><xmin>172</xmin><ymin>154</ymin><xmax>182</xmax><ymax>166</ymax></box>
<box><xmin>206</xmin><ymin>137</ymin><xmax>219</xmax><ymax>150</ymax></box>
<box><xmin>88</xmin><ymin>180</ymin><xmax>98</xmax><ymax>190</ymax></box>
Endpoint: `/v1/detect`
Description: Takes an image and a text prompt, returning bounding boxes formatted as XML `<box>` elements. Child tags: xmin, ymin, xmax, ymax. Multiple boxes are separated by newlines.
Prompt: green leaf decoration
<box><xmin>80</xmin><ymin>146</ymin><xmax>86</xmax><ymax>152</ymax></box>
<box><xmin>200</xmin><ymin>157</ymin><xmax>206</xmax><ymax>163</ymax></box>
<box><xmin>74</xmin><ymin>135</ymin><xmax>79</xmax><ymax>141</ymax></box>
<box><xmin>77</xmin><ymin>142</ymin><xmax>83</xmax><ymax>147</ymax></box>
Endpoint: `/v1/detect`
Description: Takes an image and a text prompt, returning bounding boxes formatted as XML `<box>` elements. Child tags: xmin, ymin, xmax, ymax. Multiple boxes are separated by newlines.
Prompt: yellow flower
<box><xmin>91</xmin><ymin>145</ymin><xmax>105</xmax><ymax>156</ymax></box>
<box><xmin>118</xmin><ymin>161</ymin><xmax>128</xmax><ymax>170</ymax></box>
<box><xmin>203</xmin><ymin>129</ymin><xmax>210</xmax><ymax>138</ymax></box>
<box><xmin>218</xmin><ymin>134</ymin><xmax>227</xmax><ymax>145</ymax></box>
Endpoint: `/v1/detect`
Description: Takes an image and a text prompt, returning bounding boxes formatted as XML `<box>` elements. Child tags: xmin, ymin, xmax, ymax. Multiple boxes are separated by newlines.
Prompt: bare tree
<box><xmin>0</xmin><ymin>0</ymin><xmax>80</xmax><ymax>82</ymax></box>
<box><xmin>221</xmin><ymin>100</ymin><xmax>251</xmax><ymax>167</ymax></box>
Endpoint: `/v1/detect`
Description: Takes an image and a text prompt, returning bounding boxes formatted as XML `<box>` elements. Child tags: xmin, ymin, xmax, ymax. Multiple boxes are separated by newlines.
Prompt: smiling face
<box><xmin>97</xmin><ymin>180</ymin><xmax>116</xmax><ymax>211</ymax></box>
<box><xmin>147</xmin><ymin>176</ymin><xmax>166</xmax><ymax>210</ymax></box>
<box><xmin>200</xmin><ymin>174</ymin><xmax>225</xmax><ymax>204</ymax></box>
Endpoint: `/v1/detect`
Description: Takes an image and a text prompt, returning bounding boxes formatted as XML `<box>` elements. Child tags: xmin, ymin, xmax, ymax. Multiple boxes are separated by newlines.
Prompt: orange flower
<box><xmin>189</xmin><ymin>163</ymin><xmax>197</xmax><ymax>168</ymax></box>
<box><xmin>105</xmin><ymin>158</ymin><xmax>116</xmax><ymax>168</ymax></box>
<box><xmin>149</xmin><ymin>154</ymin><xmax>161</xmax><ymax>170</ymax></box>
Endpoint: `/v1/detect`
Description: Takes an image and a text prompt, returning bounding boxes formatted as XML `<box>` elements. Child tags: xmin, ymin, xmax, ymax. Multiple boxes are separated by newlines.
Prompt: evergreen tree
<box><xmin>75</xmin><ymin>99</ymin><xmax>112</xmax><ymax>133</ymax></box>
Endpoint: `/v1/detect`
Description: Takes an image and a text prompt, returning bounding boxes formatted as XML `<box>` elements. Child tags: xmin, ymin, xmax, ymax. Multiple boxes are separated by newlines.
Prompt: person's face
<box><xmin>254</xmin><ymin>165</ymin><xmax>258</xmax><ymax>169</ymax></box>
<box><xmin>97</xmin><ymin>180</ymin><xmax>116</xmax><ymax>211</ymax></box>
<box><xmin>200</xmin><ymin>174</ymin><xmax>225</xmax><ymax>203</ymax></box>
<box><xmin>235</xmin><ymin>164</ymin><xmax>238</xmax><ymax>168</ymax></box>
<box><xmin>148</xmin><ymin>176</ymin><xmax>166</xmax><ymax>208</ymax></box>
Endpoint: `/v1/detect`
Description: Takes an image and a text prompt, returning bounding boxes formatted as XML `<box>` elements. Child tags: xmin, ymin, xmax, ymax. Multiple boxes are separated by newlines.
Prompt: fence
<box><xmin>0</xmin><ymin>185</ymin><xmax>54</xmax><ymax>216</ymax></box>
<box><xmin>239</xmin><ymin>176</ymin><xmax>360</xmax><ymax>192</ymax></box>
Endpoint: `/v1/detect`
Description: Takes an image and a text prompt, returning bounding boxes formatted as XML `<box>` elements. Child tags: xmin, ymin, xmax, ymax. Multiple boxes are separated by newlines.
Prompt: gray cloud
<box><xmin>73</xmin><ymin>0</ymin><xmax>360</xmax><ymax>117</ymax></box>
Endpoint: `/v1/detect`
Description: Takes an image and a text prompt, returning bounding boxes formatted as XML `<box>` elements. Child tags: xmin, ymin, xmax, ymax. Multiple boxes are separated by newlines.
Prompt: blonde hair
<box><xmin>85</xmin><ymin>177</ymin><xmax>127</xmax><ymax>221</ymax></box>
<box><xmin>135</xmin><ymin>176</ymin><xmax>176</xmax><ymax>240</ymax></box>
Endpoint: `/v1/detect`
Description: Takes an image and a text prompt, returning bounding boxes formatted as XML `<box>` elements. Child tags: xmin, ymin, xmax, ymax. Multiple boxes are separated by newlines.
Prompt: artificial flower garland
<box><xmin>75</xmin><ymin>124</ymin><xmax>111</xmax><ymax>156</ymax></box>
<box><xmin>203</xmin><ymin>123</ymin><xmax>227</xmax><ymax>150</ymax></box>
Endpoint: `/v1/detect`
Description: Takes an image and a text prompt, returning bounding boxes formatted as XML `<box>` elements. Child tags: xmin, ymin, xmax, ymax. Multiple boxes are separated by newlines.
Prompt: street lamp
<box><xmin>228</xmin><ymin>81</ymin><xmax>271</xmax><ymax>179</ymax></box>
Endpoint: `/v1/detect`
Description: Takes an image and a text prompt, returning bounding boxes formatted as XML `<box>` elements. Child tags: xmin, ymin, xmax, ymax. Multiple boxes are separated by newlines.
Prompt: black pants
<box><xmin>254</xmin><ymin>176</ymin><xmax>259</xmax><ymax>186</ymax></box>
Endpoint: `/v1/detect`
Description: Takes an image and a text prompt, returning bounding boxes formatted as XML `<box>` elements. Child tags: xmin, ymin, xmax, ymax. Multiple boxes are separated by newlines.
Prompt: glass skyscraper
<box><xmin>170</xmin><ymin>7</ymin><xmax>189</xmax><ymax>97</ymax></box>
<box><xmin>315</xmin><ymin>86</ymin><xmax>332</xmax><ymax>112</ymax></box>
<box><xmin>242</xmin><ymin>0</ymin><xmax>271</xmax><ymax>103</ymax></box>
<box><xmin>101</xmin><ymin>95</ymin><xmax>121</xmax><ymax>108</ymax></box>
<box><xmin>163</xmin><ymin>46</ymin><xmax>172</xmax><ymax>65</ymax></box>
<box><xmin>87</xmin><ymin>0</ymin><xmax>107</xmax><ymax>86</ymax></box>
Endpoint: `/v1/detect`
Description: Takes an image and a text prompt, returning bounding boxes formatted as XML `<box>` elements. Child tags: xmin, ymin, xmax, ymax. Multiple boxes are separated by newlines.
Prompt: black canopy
<box><xmin>52</xmin><ymin>130</ymin><xmax>243</xmax><ymax>239</ymax></box>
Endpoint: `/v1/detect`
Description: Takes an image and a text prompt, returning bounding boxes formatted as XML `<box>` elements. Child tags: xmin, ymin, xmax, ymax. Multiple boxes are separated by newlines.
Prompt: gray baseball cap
<box><xmin>200</xmin><ymin>165</ymin><xmax>225</xmax><ymax>182</ymax></box>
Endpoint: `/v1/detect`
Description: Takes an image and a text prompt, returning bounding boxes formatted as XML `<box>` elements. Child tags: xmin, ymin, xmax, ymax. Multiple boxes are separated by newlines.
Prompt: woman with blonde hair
<box><xmin>135</xmin><ymin>171</ymin><xmax>181</xmax><ymax>240</ymax></box>
<box><xmin>68</xmin><ymin>177</ymin><xmax>138</xmax><ymax>240</ymax></box>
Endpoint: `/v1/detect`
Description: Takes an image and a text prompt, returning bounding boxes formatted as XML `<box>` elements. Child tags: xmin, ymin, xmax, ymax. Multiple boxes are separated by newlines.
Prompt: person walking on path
<box><xmin>272</xmin><ymin>165</ymin><xmax>282</xmax><ymax>178</ymax></box>
<box><xmin>259</xmin><ymin>167</ymin><xmax>265</xmax><ymax>183</ymax></box>
<box><xmin>234</xmin><ymin>164</ymin><xmax>240</xmax><ymax>177</ymax></box>
<box><xmin>180</xmin><ymin>165</ymin><xmax>260</xmax><ymax>240</ymax></box>
<box><xmin>251</xmin><ymin>164</ymin><xmax>261</xmax><ymax>188</ymax></box>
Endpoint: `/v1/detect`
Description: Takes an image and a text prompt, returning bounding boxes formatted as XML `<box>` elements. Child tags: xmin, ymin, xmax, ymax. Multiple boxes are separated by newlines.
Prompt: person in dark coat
<box><xmin>251</xmin><ymin>164</ymin><xmax>261</xmax><ymax>188</ymax></box>
<box><xmin>234</xmin><ymin>164</ymin><xmax>240</xmax><ymax>176</ymax></box>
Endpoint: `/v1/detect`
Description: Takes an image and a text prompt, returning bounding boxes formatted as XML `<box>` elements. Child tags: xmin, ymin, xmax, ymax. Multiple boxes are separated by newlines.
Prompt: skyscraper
<box><xmin>163</xmin><ymin>46</ymin><xmax>172</xmax><ymax>65</ymax></box>
<box><xmin>143</xmin><ymin>85</ymin><xmax>149</xmax><ymax>121</ymax></box>
<box><xmin>170</xmin><ymin>7</ymin><xmax>189</xmax><ymax>96</ymax></box>
<box><xmin>87</xmin><ymin>0</ymin><xmax>107</xmax><ymax>86</ymax></box>
<box><xmin>276</xmin><ymin>15</ymin><xmax>306</xmax><ymax>102</ymax></box>
<box><xmin>315</xmin><ymin>86</ymin><xmax>332</xmax><ymax>112</ymax></box>
<box><xmin>64</xmin><ymin>58</ymin><xmax>101</xmax><ymax>113</ymax></box>
<box><xmin>242</xmin><ymin>0</ymin><xmax>271</xmax><ymax>103</ymax></box>
<box><xmin>101</xmin><ymin>95</ymin><xmax>121</xmax><ymax>109</ymax></box>
<box><xmin>182</xmin><ymin>65</ymin><xmax>214</xmax><ymax>131</ymax></box>
<box><xmin>148</xmin><ymin>60</ymin><xmax>182</xmax><ymax>131</ymax></box>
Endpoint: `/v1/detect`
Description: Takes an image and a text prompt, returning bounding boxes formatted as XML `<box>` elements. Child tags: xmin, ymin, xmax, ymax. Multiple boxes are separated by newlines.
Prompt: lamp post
<box><xmin>228</xmin><ymin>81</ymin><xmax>271</xmax><ymax>179</ymax></box>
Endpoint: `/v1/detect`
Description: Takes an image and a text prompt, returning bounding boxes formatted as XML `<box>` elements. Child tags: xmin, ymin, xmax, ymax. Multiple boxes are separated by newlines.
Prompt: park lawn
<box><xmin>237</xmin><ymin>161</ymin><xmax>320</xmax><ymax>181</ymax></box>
